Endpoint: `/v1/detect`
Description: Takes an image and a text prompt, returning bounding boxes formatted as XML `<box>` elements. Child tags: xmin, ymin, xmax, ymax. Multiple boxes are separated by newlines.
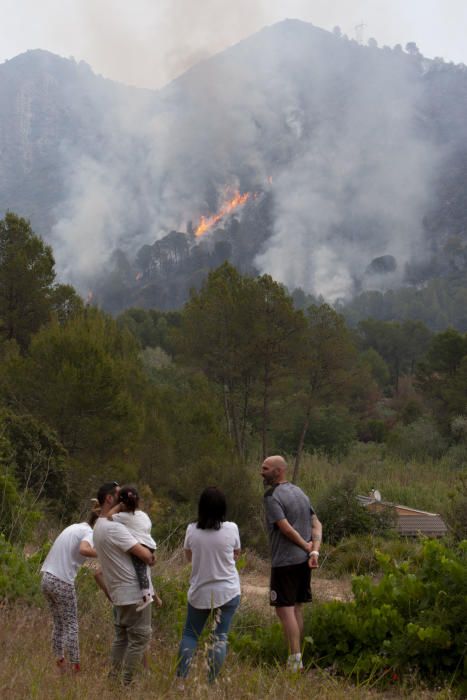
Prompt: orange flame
<box><xmin>195</xmin><ymin>190</ymin><xmax>252</xmax><ymax>237</ymax></box>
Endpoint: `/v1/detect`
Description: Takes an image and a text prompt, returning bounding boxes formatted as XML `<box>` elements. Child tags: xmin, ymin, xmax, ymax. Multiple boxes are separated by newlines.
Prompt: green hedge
<box><xmin>306</xmin><ymin>540</ymin><xmax>467</xmax><ymax>687</ymax></box>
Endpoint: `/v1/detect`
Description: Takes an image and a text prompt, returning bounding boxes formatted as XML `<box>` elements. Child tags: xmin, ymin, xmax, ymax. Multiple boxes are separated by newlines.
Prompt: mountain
<box><xmin>2</xmin><ymin>21</ymin><xmax>467</xmax><ymax>322</ymax></box>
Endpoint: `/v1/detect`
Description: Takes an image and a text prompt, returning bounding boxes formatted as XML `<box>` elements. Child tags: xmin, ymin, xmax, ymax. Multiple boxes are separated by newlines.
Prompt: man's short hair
<box><xmin>96</xmin><ymin>481</ymin><xmax>119</xmax><ymax>505</ymax></box>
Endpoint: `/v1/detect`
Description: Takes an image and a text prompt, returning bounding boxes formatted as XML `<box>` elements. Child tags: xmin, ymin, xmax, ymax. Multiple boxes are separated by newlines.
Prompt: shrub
<box><xmin>322</xmin><ymin>535</ymin><xmax>421</xmax><ymax>577</ymax></box>
<box><xmin>387</xmin><ymin>418</ymin><xmax>447</xmax><ymax>461</ymax></box>
<box><xmin>0</xmin><ymin>534</ymin><xmax>44</xmax><ymax>603</ymax></box>
<box><xmin>446</xmin><ymin>472</ymin><xmax>467</xmax><ymax>540</ymax></box>
<box><xmin>316</xmin><ymin>475</ymin><xmax>395</xmax><ymax>545</ymax></box>
<box><xmin>305</xmin><ymin>540</ymin><xmax>467</xmax><ymax>687</ymax></box>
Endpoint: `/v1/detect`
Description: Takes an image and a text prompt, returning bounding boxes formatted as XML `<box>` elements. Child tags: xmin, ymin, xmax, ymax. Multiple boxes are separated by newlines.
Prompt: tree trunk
<box><xmin>292</xmin><ymin>400</ymin><xmax>312</xmax><ymax>483</ymax></box>
<box><xmin>230</xmin><ymin>399</ymin><xmax>243</xmax><ymax>461</ymax></box>
<box><xmin>261</xmin><ymin>364</ymin><xmax>270</xmax><ymax>461</ymax></box>
<box><xmin>223</xmin><ymin>384</ymin><xmax>232</xmax><ymax>440</ymax></box>
<box><xmin>240</xmin><ymin>378</ymin><xmax>250</xmax><ymax>460</ymax></box>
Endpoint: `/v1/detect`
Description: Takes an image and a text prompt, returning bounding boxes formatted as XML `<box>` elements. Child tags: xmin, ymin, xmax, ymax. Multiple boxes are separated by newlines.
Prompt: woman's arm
<box><xmin>233</xmin><ymin>549</ymin><xmax>241</xmax><ymax>561</ymax></box>
<box><xmin>184</xmin><ymin>549</ymin><xmax>192</xmax><ymax>563</ymax></box>
<box><xmin>79</xmin><ymin>540</ymin><xmax>97</xmax><ymax>557</ymax></box>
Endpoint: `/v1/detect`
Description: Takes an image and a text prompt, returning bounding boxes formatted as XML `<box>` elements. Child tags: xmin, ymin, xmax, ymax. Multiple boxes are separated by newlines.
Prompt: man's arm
<box><xmin>79</xmin><ymin>540</ymin><xmax>97</xmax><ymax>557</ymax></box>
<box><xmin>94</xmin><ymin>568</ymin><xmax>112</xmax><ymax>601</ymax></box>
<box><xmin>184</xmin><ymin>549</ymin><xmax>192</xmax><ymax>563</ymax></box>
<box><xmin>128</xmin><ymin>543</ymin><xmax>155</xmax><ymax>566</ymax></box>
<box><xmin>275</xmin><ymin>519</ymin><xmax>313</xmax><ymax>553</ymax></box>
<box><xmin>309</xmin><ymin>514</ymin><xmax>322</xmax><ymax>569</ymax></box>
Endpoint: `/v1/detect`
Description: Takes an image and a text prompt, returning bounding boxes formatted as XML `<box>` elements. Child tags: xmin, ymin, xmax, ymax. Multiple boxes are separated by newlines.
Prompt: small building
<box><xmin>357</xmin><ymin>490</ymin><xmax>448</xmax><ymax>538</ymax></box>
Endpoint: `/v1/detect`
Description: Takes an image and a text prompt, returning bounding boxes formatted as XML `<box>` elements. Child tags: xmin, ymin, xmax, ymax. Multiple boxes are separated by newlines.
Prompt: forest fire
<box><xmin>195</xmin><ymin>190</ymin><xmax>253</xmax><ymax>237</ymax></box>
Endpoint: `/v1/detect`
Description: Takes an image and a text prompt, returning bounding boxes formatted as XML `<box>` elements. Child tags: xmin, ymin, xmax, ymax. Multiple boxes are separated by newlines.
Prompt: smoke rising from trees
<box><xmin>50</xmin><ymin>21</ymin><xmax>444</xmax><ymax>301</ymax></box>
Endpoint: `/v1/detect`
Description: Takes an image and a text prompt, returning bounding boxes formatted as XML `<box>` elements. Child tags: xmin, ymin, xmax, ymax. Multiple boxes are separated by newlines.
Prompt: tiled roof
<box><xmin>397</xmin><ymin>514</ymin><xmax>448</xmax><ymax>537</ymax></box>
<box><xmin>356</xmin><ymin>494</ymin><xmax>448</xmax><ymax>537</ymax></box>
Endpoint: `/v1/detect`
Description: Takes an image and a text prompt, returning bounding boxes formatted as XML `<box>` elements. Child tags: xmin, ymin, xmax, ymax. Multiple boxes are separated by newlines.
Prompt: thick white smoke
<box><xmin>50</xmin><ymin>19</ymin><xmax>442</xmax><ymax>300</ymax></box>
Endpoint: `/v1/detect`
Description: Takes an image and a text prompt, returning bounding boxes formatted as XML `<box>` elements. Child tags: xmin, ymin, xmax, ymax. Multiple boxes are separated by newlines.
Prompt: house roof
<box><xmin>356</xmin><ymin>494</ymin><xmax>448</xmax><ymax>537</ymax></box>
<box><xmin>397</xmin><ymin>514</ymin><xmax>448</xmax><ymax>537</ymax></box>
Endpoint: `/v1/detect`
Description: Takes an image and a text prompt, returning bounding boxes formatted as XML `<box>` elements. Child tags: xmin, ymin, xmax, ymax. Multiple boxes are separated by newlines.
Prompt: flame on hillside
<box><xmin>195</xmin><ymin>190</ymin><xmax>253</xmax><ymax>237</ymax></box>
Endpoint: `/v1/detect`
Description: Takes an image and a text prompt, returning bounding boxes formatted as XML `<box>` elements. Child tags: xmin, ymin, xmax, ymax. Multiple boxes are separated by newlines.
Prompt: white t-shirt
<box><xmin>93</xmin><ymin>517</ymin><xmax>153</xmax><ymax>606</ymax></box>
<box><xmin>112</xmin><ymin>510</ymin><xmax>156</xmax><ymax>550</ymax></box>
<box><xmin>184</xmin><ymin>521</ymin><xmax>241</xmax><ymax>609</ymax></box>
<box><xmin>41</xmin><ymin>522</ymin><xmax>94</xmax><ymax>585</ymax></box>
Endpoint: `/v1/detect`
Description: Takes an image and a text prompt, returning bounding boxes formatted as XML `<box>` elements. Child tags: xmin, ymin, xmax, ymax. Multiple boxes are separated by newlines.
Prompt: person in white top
<box><xmin>92</xmin><ymin>481</ymin><xmax>155</xmax><ymax>685</ymax></box>
<box><xmin>107</xmin><ymin>484</ymin><xmax>162</xmax><ymax>611</ymax></box>
<box><xmin>40</xmin><ymin>507</ymin><xmax>98</xmax><ymax>672</ymax></box>
<box><xmin>176</xmin><ymin>487</ymin><xmax>241</xmax><ymax>683</ymax></box>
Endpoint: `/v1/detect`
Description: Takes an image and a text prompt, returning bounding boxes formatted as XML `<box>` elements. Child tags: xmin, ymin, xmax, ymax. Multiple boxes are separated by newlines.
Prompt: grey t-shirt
<box><xmin>264</xmin><ymin>482</ymin><xmax>315</xmax><ymax>567</ymax></box>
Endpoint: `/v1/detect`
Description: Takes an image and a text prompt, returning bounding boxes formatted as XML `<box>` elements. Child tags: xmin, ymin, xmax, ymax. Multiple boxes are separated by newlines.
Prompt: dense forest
<box><xmin>1</xmin><ymin>212</ymin><xmax>466</xmax><ymax>537</ymax></box>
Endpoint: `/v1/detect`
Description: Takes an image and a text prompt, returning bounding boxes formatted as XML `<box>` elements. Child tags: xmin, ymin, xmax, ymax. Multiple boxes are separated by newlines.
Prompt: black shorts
<box><xmin>269</xmin><ymin>560</ymin><xmax>312</xmax><ymax>607</ymax></box>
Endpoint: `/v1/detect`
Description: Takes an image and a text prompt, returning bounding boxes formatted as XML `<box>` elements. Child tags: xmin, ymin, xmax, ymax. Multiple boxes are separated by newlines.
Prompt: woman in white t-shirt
<box><xmin>40</xmin><ymin>507</ymin><xmax>99</xmax><ymax>672</ymax></box>
<box><xmin>176</xmin><ymin>486</ymin><xmax>241</xmax><ymax>683</ymax></box>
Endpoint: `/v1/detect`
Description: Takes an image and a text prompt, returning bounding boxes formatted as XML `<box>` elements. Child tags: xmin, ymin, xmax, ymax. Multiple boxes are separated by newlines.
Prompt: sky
<box><xmin>1</xmin><ymin>0</ymin><xmax>467</xmax><ymax>89</ymax></box>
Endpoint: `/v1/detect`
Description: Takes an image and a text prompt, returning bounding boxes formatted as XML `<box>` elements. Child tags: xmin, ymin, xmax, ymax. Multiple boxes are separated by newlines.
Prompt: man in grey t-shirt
<box><xmin>262</xmin><ymin>455</ymin><xmax>322</xmax><ymax>672</ymax></box>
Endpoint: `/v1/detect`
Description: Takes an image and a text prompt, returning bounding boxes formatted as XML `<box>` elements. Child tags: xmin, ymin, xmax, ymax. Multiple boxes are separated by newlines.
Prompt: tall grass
<box><xmin>0</xmin><ymin>572</ymin><xmax>455</xmax><ymax>699</ymax></box>
<box><xmin>293</xmin><ymin>443</ymin><xmax>458</xmax><ymax>515</ymax></box>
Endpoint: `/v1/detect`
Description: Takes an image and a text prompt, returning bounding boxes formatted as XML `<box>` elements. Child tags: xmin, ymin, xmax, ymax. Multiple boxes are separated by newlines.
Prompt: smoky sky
<box><xmin>2</xmin><ymin>1</ymin><xmax>467</xmax><ymax>89</ymax></box>
<box><xmin>46</xmin><ymin>18</ymin><xmax>445</xmax><ymax>302</ymax></box>
<box><xmin>0</xmin><ymin>2</ymin><xmax>460</xmax><ymax>300</ymax></box>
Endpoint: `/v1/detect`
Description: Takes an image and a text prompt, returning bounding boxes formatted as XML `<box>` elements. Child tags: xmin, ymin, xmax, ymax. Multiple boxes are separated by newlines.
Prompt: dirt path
<box><xmin>241</xmin><ymin>572</ymin><xmax>353</xmax><ymax>609</ymax></box>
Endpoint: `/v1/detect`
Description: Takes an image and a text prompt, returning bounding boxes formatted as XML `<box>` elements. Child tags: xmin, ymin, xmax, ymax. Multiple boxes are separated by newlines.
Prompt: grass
<box><xmin>0</xmin><ymin>602</ymin><xmax>456</xmax><ymax>699</ymax></box>
<box><xmin>294</xmin><ymin>443</ymin><xmax>460</xmax><ymax>515</ymax></box>
<box><xmin>0</xmin><ymin>556</ymin><xmax>460</xmax><ymax>699</ymax></box>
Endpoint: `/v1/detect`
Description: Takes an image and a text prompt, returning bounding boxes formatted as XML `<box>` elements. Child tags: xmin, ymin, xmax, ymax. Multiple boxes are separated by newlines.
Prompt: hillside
<box><xmin>2</xmin><ymin>22</ymin><xmax>467</xmax><ymax>319</ymax></box>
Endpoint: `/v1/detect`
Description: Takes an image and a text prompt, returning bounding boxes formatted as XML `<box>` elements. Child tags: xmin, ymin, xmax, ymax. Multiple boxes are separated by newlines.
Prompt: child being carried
<box><xmin>108</xmin><ymin>485</ymin><xmax>162</xmax><ymax>611</ymax></box>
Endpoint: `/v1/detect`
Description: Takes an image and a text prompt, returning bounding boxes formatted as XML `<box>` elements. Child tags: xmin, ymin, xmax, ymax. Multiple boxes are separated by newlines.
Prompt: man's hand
<box><xmin>128</xmin><ymin>543</ymin><xmax>155</xmax><ymax>565</ymax></box>
<box><xmin>308</xmin><ymin>551</ymin><xmax>319</xmax><ymax>569</ymax></box>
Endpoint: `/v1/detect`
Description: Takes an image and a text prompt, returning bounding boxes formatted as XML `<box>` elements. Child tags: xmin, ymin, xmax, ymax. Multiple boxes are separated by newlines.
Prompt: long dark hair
<box><xmin>119</xmin><ymin>485</ymin><xmax>140</xmax><ymax>513</ymax></box>
<box><xmin>197</xmin><ymin>486</ymin><xmax>226</xmax><ymax>530</ymax></box>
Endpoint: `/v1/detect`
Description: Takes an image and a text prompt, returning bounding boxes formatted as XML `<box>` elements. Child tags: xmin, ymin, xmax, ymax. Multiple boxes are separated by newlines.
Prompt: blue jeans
<box><xmin>177</xmin><ymin>594</ymin><xmax>240</xmax><ymax>681</ymax></box>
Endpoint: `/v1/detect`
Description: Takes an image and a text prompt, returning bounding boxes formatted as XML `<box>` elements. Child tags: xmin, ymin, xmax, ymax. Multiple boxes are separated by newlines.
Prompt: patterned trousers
<box><xmin>41</xmin><ymin>572</ymin><xmax>80</xmax><ymax>664</ymax></box>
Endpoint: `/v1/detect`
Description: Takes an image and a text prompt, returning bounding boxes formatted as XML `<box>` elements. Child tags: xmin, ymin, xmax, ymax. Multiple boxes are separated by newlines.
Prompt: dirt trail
<box><xmin>241</xmin><ymin>572</ymin><xmax>352</xmax><ymax>608</ymax></box>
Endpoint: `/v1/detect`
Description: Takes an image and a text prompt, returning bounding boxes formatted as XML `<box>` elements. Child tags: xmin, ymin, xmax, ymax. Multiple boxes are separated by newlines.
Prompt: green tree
<box><xmin>292</xmin><ymin>305</ymin><xmax>359</xmax><ymax>481</ymax></box>
<box><xmin>0</xmin><ymin>212</ymin><xmax>82</xmax><ymax>349</ymax></box>
<box><xmin>358</xmin><ymin>319</ymin><xmax>431</xmax><ymax>391</ymax></box>
<box><xmin>316</xmin><ymin>475</ymin><xmax>395</xmax><ymax>545</ymax></box>
<box><xmin>416</xmin><ymin>328</ymin><xmax>467</xmax><ymax>430</ymax></box>
<box><xmin>250</xmin><ymin>275</ymin><xmax>305</xmax><ymax>459</ymax></box>
<box><xmin>1</xmin><ymin>308</ymin><xmax>143</xmax><ymax>492</ymax></box>
<box><xmin>176</xmin><ymin>263</ymin><xmax>259</xmax><ymax>459</ymax></box>
<box><xmin>177</xmin><ymin>264</ymin><xmax>304</xmax><ymax>459</ymax></box>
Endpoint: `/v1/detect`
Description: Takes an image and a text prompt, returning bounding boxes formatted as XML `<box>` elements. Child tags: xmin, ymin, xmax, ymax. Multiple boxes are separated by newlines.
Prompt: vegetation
<box><xmin>1</xmin><ymin>214</ymin><xmax>467</xmax><ymax>694</ymax></box>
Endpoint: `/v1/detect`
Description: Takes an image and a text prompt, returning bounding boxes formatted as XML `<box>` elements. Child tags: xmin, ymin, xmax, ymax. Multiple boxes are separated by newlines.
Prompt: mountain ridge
<box><xmin>1</xmin><ymin>21</ymin><xmax>467</xmax><ymax>321</ymax></box>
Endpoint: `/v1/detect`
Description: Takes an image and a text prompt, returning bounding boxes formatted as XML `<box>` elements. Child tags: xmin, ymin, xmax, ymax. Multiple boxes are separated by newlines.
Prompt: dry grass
<box><xmin>1</xmin><ymin>603</ymin><xmax>452</xmax><ymax>700</ymax></box>
<box><xmin>0</xmin><ymin>551</ymin><xmax>456</xmax><ymax>700</ymax></box>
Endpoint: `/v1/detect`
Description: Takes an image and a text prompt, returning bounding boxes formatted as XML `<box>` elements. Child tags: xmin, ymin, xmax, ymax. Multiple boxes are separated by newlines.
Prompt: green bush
<box><xmin>0</xmin><ymin>466</ymin><xmax>43</xmax><ymax>545</ymax></box>
<box><xmin>322</xmin><ymin>535</ymin><xmax>421</xmax><ymax>577</ymax></box>
<box><xmin>316</xmin><ymin>475</ymin><xmax>396</xmax><ymax>545</ymax></box>
<box><xmin>387</xmin><ymin>418</ymin><xmax>447</xmax><ymax>461</ymax></box>
<box><xmin>229</xmin><ymin>609</ymin><xmax>287</xmax><ymax>664</ymax></box>
<box><xmin>0</xmin><ymin>534</ymin><xmax>44</xmax><ymax>603</ymax></box>
<box><xmin>305</xmin><ymin>540</ymin><xmax>467</xmax><ymax>687</ymax></box>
